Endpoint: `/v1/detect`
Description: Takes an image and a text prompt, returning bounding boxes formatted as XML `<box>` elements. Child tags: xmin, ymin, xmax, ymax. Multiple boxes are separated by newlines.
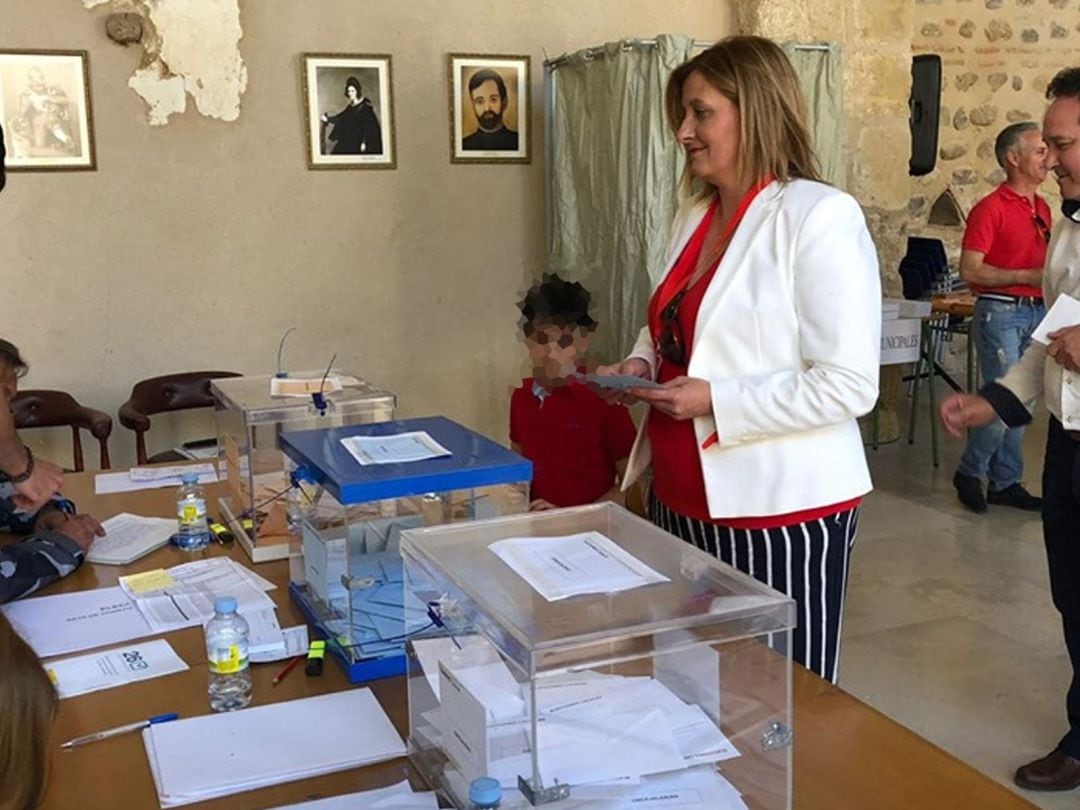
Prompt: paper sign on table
<box><xmin>46</xmin><ymin>639</ymin><xmax>188</xmax><ymax>698</ymax></box>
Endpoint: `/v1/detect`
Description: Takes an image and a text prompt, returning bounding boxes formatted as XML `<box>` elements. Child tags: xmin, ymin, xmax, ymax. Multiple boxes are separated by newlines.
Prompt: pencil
<box><xmin>270</xmin><ymin>655</ymin><xmax>304</xmax><ymax>686</ymax></box>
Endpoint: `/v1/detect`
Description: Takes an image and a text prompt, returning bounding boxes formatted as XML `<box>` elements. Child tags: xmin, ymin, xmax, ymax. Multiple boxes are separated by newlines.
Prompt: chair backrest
<box><xmin>899</xmin><ymin>237</ymin><xmax>950</xmax><ymax>300</ymax></box>
<box><xmin>119</xmin><ymin>371</ymin><xmax>241</xmax><ymax>465</ymax></box>
<box><xmin>12</xmin><ymin>389</ymin><xmax>113</xmax><ymax>471</ymax></box>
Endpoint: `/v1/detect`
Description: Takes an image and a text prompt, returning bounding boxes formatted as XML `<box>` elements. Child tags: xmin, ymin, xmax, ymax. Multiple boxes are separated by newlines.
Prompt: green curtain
<box><xmin>548</xmin><ymin>35</ymin><xmax>695</xmax><ymax>363</ymax></box>
<box><xmin>783</xmin><ymin>43</ymin><xmax>845</xmax><ymax>188</ymax></box>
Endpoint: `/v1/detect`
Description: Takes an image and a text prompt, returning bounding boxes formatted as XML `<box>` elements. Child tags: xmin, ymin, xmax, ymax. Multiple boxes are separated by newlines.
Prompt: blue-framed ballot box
<box><xmin>279</xmin><ymin>416</ymin><xmax>532</xmax><ymax>683</ymax></box>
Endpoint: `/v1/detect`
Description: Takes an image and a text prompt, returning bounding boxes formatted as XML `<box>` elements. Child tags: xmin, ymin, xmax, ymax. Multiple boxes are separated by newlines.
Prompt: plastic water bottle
<box><xmin>469</xmin><ymin>777</ymin><xmax>502</xmax><ymax>809</ymax></box>
<box><xmin>176</xmin><ymin>472</ymin><xmax>211</xmax><ymax>551</ymax></box>
<box><xmin>205</xmin><ymin>596</ymin><xmax>252</xmax><ymax>712</ymax></box>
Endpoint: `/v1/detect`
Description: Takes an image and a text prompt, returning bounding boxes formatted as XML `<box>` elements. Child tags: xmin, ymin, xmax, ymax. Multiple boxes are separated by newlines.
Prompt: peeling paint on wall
<box><xmin>82</xmin><ymin>0</ymin><xmax>247</xmax><ymax>125</ymax></box>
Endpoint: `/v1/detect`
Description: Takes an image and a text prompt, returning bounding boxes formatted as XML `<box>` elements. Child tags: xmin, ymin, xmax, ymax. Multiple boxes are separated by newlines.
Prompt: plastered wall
<box><xmin>1</xmin><ymin>0</ymin><xmax>730</xmax><ymax>468</ymax></box>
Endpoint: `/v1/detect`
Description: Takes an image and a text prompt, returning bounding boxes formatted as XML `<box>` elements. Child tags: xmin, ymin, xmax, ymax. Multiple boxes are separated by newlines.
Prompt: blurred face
<box><xmin>1044</xmin><ymin>96</ymin><xmax>1080</xmax><ymax>184</ymax></box>
<box><xmin>345</xmin><ymin>84</ymin><xmax>358</xmax><ymax>101</ymax></box>
<box><xmin>471</xmin><ymin>79</ymin><xmax>505</xmax><ymax>132</ymax></box>
<box><xmin>0</xmin><ymin>363</ymin><xmax>18</xmax><ymax>405</ymax></box>
<box><xmin>525</xmin><ymin>323</ymin><xmax>588</xmax><ymax>382</ymax></box>
<box><xmin>676</xmin><ymin>71</ymin><xmax>741</xmax><ymax>189</ymax></box>
<box><xmin>1009</xmin><ymin>129</ymin><xmax>1048</xmax><ymax>185</ymax></box>
<box><xmin>1059</xmin><ymin>171</ymin><xmax>1080</xmax><ymax>201</ymax></box>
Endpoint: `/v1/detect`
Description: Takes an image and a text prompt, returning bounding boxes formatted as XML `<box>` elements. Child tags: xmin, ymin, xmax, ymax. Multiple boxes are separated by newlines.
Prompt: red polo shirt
<box><xmin>510</xmin><ymin>378</ymin><xmax>637</xmax><ymax>507</ymax></box>
<box><xmin>963</xmin><ymin>183</ymin><xmax>1050</xmax><ymax>298</ymax></box>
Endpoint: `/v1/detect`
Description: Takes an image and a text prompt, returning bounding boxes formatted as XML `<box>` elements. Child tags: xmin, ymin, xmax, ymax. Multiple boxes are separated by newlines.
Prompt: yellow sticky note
<box><xmin>121</xmin><ymin>569</ymin><xmax>175</xmax><ymax>594</ymax></box>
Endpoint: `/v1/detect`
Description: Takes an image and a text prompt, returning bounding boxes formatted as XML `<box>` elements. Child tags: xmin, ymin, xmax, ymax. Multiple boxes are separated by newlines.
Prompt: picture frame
<box><xmin>449</xmin><ymin>53</ymin><xmax>530</xmax><ymax>164</ymax></box>
<box><xmin>0</xmin><ymin>49</ymin><xmax>96</xmax><ymax>172</ymax></box>
<box><xmin>302</xmin><ymin>53</ymin><xmax>395</xmax><ymax>170</ymax></box>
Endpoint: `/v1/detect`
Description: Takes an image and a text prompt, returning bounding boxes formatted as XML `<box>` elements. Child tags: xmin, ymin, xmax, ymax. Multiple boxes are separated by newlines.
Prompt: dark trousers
<box><xmin>649</xmin><ymin>493</ymin><xmax>858</xmax><ymax>684</ymax></box>
<box><xmin>1042</xmin><ymin>417</ymin><xmax>1080</xmax><ymax>757</ymax></box>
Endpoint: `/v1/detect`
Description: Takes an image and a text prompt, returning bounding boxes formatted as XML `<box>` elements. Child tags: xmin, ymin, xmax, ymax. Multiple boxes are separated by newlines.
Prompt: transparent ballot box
<box><xmin>211</xmin><ymin>372</ymin><xmax>395</xmax><ymax>563</ymax></box>
<box><xmin>401</xmin><ymin>503</ymin><xmax>795</xmax><ymax>810</ymax></box>
<box><xmin>278</xmin><ymin>416</ymin><xmax>532</xmax><ymax>684</ymax></box>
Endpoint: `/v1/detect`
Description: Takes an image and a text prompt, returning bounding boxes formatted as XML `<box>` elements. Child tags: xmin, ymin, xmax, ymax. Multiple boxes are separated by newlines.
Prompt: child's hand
<box><xmin>595</xmin><ymin>359</ymin><xmax>651</xmax><ymax>405</ymax></box>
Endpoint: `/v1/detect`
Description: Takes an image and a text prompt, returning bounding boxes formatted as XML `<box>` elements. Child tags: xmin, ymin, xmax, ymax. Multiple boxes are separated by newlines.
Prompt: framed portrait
<box><xmin>0</xmin><ymin>50</ymin><xmax>95</xmax><ymax>171</ymax></box>
<box><xmin>302</xmin><ymin>53</ymin><xmax>395</xmax><ymax>170</ymax></box>
<box><xmin>449</xmin><ymin>54</ymin><xmax>530</xmax><ymax>164</ymax></box>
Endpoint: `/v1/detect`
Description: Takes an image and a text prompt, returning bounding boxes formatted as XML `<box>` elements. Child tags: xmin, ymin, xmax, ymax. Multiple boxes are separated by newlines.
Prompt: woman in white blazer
<box><xmin>600</xmin><ymin>37</ymin><xmax>881</xmax><ymax>683</ymax></box>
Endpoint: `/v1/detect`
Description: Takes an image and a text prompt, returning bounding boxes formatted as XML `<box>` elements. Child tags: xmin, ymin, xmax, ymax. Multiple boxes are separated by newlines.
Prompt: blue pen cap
<box><xmin>214</xmin><ymin>596</ymin><xmax>237</xmax><ymax>614</ymax></box>
<box><xmin>180</xmin><ymin>472</ymin><xmax>199</xmax><ymax>485</ymax></box>
<box><xmin>469</xmin><ymin>777</ymin><xmax>501</xmax><ymax>807</ymax></box>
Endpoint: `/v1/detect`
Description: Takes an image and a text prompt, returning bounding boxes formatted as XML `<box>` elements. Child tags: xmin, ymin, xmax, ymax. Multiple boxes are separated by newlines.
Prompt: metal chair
<box><xmin>12</xmin><ymin>390</ymin><xmax>112</xmax><ymax>471</ymax></box>
<box><xmin>119</xmin><ymin>371</ymin><xmax>240</xmax><ymax>465</ymax></box>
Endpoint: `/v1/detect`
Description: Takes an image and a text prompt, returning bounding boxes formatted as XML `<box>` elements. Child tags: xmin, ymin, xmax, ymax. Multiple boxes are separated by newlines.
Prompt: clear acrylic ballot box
<box><xmin>400</xmin><ymin>503</ymin><xmax>795</xmax><ymax>809</ymax></box>
<box><xmin>211</xmin><ymin>372</ymin><xmax>396</xmax><ymax>563</ymax></box>
<box><xmin>278</xmin><ymin>416</ymin><xmax>532</xmax><ymax>684</ymax></box>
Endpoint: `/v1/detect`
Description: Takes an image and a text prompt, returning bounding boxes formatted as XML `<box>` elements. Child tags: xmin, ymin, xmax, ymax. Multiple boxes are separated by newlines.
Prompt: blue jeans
<box><xmin>956</xmin><ymin>297</ymin><xmax>1045</xmax><ymax>489</ymax></box>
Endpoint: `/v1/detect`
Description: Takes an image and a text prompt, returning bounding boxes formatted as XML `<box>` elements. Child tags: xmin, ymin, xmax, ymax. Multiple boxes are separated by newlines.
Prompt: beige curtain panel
<box><xmin>783</xmin><ymin>43</ymin><xmax>845</xmax><ymax>189</ymax></box>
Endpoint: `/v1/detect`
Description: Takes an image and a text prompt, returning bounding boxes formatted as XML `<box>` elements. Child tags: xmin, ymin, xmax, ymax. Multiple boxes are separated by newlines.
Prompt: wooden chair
<box><xmin>12</xmin><ymin>390</ymin><xmax>113</xmax><ymax>471</ymax></box>
<box><xmin>119</xmin><ymin>371</ymin><xmax>241</xmax><ymax>465</ymax></box>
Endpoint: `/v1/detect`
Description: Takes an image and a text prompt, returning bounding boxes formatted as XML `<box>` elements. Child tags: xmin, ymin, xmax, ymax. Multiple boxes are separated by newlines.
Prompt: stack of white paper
<box><xmin>489</xmin><ymin>532</ymin><xmax>670</xmax><ymax>601</ymax></box>
<box><xmin>87</xmin><ymin>513</ymin><xmax>177</xmax><ymax>565</ymax></box>
<box><xmin>119</xmin><ymin>557</ymin><xmax>276</xmax><ymax>633</ymax></box>
<box><xmin>269</xmin><ymin>779</ymin><xmax>438</xmax><ymax>809</ymax></box>
<box><xmin>45</xmin><ymin>639</ymin><xmax>188</xmax><ymax>698</ymax></box>
<box><xmin>2</xmin><ymin>586</ymin><xmax>155</xmax><ymax>658</ymax></box>
<box><xmin>95</xmin><ymin>463</ymin><xmax>219</xmax><ymax>495</ymax></box>
<box><xmin>143</xmin><ymin>689</ymin><xmax>406</xmax><ymax>807</ymax></box>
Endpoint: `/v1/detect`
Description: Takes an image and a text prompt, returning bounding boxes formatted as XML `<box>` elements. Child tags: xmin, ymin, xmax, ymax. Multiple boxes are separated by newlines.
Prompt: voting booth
<box><xmin>278</xmin><ymin>416</ymin><xmax>532</xmax><ymax>683</ymax></box>
<box><xmin>401</xmin><ymin>503</ymin><xmax>795</xmax><ymax>809</ymax></box>
<box><xmin>211</xmin><ymin>372</ymin><xmax>396</xmax><ymax>563</ymax></box>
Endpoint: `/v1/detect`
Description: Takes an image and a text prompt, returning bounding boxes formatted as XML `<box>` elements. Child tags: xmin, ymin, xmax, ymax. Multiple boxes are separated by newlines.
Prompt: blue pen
<box><xmin>60</xmin><ymin>713</ymin><xmax>179</xmax><ymax>749</ymax></box>
<box><xmin>53</xmin><ymin>497</ymin><xmax>77</xmax><ymax>516</ymax></box>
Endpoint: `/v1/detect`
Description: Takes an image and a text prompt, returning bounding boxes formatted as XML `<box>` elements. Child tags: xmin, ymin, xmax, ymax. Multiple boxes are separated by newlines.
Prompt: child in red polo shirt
<box><xmin>510</xmin><ymin>274</ymin><xmax>637</xmax><ymax>510</ymax></box>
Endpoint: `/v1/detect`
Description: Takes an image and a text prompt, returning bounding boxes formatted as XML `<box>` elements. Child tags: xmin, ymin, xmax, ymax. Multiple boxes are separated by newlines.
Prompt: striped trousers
<box><xmin>650</xmin><ymin>493</ymin><xmax>859</xmax><ymax>684</ymax></box>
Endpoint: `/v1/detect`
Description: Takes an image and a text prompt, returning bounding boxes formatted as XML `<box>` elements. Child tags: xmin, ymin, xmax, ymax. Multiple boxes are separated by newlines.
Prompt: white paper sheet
<box><xmin>45</xmin><ymin>639</ymin><xmax>188</xmax><ymax>698</ymax></box>
<box><xmin>120</xmin><ymin>558</ymin><xmax>276</xmax><ymax>633</ymax></box>
<box><xmin>489</xmin><ymin>532</ymin><xmax>670</xmax><ymax>601</ymax></box>
<box><xmin>143</xmin><ymin>689</ymin><xmax>406</xmax><ymax>807</ymax></box>
<box><xmin>128</xmin><ymin>463</ymin><xmax>217</xmax><ymax>482</ymax></box>
<box><xmin>96</xmin><ymin>467</ymin><xmax>219</xmax><ymax>495</ymax></box>
<box><xmin>268</xmin><ymin>780</ymin><xmax>438</xmax><ymax>809</ymax></box>
<box><xmin>340</xmin><ymin>431</ymin><xmax>452</xmax><ymax>466</ymax></box>
<box><xmin>86</xmin><ymin>513</ymin><xmax>177</xmax><ymax>565</ymax></box>
<box><xmin>1032</xmin><ymin>293</ymin><xmax>1080</xmax><ymax>344</ymax></box>
<box><xmin>1</xmin><ymin>586</ymin><xmax>154</xmax><ymax>658</ymax></box>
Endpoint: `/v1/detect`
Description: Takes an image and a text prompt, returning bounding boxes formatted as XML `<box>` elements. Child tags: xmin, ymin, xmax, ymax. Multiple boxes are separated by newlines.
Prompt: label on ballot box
<box><xmin>880</xmin><ymin>318</ymin><xmax>921</xmax><ymax>365</ymax></box>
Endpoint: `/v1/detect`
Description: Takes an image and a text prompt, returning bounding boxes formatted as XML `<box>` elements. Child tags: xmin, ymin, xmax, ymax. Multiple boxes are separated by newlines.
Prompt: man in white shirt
<box><xmin>940</xmin><ymin>67</ymin><xmax>1080</xmax><ymax>792</ymax></box>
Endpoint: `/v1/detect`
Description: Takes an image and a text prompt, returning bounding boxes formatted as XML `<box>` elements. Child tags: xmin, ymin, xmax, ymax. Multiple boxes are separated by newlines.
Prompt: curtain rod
<box><xmin>545</xmin><ymin>38</ymin><xmax>833</xmax><ymax>69</ymax></box>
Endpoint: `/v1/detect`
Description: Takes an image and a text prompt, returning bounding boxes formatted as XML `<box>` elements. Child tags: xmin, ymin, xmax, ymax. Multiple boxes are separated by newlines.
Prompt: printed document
<box><xmin>1033</xmin><ymin>293</ymin><xmax>1080</xmax><ymax>344</ymax></box>
<box><xmin>341</xmin><ymin>431</ymin><xmax>451</xmax><ymax>466</ymax></box>
<box><xmin>45</xmin><ymin>639</ymin><xmax>188</xmax><ymax>698</ymax></box>
<box><xmin>96</xmin><ymin>464</ymin><xmax>218</xmax><ymax>495</ymax></box>
<box><xmin>86</xmin><ymin>513</ymin><xmax>176</xmax><ymax>565</ymax></box>
<box><xmin>489</xmin><ymin>532</ymin><xmax>670</xmax><ymax>601</ymax></box>
<box><xmin>573</xmin><ymin>373</ymin><xmax>663</xmax><ymax>391</ymax></box>
<box><xmin>1</xmin><ymin>586</ymin><xmax>154</xmax><ymax>658</ymax></box>
<box><xmin>269</xmin><ymin>780</ymin><xmax>438</xmax><ymax>810</ymax></box>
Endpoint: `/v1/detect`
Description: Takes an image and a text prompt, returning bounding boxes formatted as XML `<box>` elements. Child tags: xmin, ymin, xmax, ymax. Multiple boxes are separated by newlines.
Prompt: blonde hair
<box><xmin>666</xmin><ymin>36</ymin><xmax>822</xmax><ymax>195</ymax></box>
<box><xmin>0</xmin><ymin>614</ymin><xmax>56</xmax><ymax>810</ymax></box>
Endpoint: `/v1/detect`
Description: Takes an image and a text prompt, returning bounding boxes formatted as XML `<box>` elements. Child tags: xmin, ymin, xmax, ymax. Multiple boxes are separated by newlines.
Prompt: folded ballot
<box><xmin>142</xmin><ymin>689</ymin><xmax>406</xmax><ymax>807</ymax></box>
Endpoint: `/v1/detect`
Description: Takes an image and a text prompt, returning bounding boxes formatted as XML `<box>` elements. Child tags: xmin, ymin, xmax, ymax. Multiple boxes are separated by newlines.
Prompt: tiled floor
<box><xmin>842</xmin><ymin>402</ymin><xmax>1075</xmax><ymax>808</ymax></box>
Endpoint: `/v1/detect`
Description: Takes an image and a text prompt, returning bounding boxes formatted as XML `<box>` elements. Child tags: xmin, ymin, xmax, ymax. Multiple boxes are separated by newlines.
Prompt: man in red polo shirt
<box><xmin>510</xmin><ymin>274</ymin><xmax>637</xmax><ymax>510</ymax></box>
<box><xmin>953</xmin><ymin>121</ymin><xmax>1050</xmax><ymax>514</ymax></box>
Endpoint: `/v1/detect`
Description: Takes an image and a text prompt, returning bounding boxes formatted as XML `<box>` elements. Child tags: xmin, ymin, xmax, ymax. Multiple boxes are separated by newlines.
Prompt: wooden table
<box><xmin>35</xmin><ymin>472</ymin><xmax>1034</xmax><ymax>810</ymax></box>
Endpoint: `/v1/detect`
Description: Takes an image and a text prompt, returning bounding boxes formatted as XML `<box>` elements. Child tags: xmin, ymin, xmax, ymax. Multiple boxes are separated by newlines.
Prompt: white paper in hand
<box><xmin>1032</xmin><ymin>294</ymin><xmax>1080</xmax><ymax>344</ymax></box>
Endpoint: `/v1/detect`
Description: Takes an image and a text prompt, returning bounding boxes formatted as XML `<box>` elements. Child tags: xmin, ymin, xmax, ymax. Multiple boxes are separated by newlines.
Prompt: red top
<box><xmin>647</xmin><ymin>181</ymin><xmax>860</xmax><ymax>529</ymax></box>
<box><xmin>963</xmin><ymin>183</ymin><xmax>1050</xmax><ymax>298</ymax></box>
<box><xmin>510</xmin><ymin>377</ymin><xmax>637</xmax><ymax>507</ymax></box>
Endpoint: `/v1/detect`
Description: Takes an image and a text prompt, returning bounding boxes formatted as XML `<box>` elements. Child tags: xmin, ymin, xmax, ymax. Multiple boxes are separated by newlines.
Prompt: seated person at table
<box><xmin>0</xmin><ymin>339</ymin><xmax>103</xmax><ymax>604</ymax></box>
<box><xmin>0</xmin><ymin>611</ymin><xmax>56</xmax><ymax>810</ymax></box>
<box><xmin>510</xmin><ymin>274</ymin><xmax>637</xmax><ymax>510</ymax></box>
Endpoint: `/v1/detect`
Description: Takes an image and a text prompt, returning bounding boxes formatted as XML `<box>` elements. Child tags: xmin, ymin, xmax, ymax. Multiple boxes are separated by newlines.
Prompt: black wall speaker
<box><xmin>909</xmin><ymin>54</ymin><xmax>942</xmax><ymax>177</ymax></box>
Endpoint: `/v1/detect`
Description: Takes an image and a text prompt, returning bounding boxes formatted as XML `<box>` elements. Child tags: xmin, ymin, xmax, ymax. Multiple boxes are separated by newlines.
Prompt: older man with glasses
<box><xmin>951</xmin><ymin>121</ymin><xmax>1051</xmax><ymax>514</ymax></box>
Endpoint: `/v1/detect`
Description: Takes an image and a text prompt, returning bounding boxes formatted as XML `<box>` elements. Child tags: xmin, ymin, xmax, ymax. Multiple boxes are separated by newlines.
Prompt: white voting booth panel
<box><xmin>401</xmin><ymin>503</ymin><xmax>795</xmax><ymax>810</ymax></box>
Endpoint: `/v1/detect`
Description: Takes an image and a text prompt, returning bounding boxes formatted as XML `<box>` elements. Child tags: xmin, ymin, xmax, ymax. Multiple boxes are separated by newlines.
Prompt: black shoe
<box><xmin>1015</xmin><ymin>749</ymin><xmax>1080</xmax><ymax>791</ymax></box>
<box><xmin>953</xmin><ymin>472</ymin><xmax>987</xmax><ymax>514</ymax></box>
<box><xmin>987</xmin><ymin>483</ymin><xmax>1042</xmax><ymax>511</ymax></box>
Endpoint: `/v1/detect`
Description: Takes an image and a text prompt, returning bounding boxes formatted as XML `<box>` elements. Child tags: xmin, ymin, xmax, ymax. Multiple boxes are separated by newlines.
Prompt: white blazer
<box><xmin>624</xmin><ymin>178</ymin><xmax>881</xmax><ymax>518</ymax></box>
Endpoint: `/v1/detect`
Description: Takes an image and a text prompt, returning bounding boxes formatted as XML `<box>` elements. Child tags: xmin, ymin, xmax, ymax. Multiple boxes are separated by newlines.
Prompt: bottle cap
<box><xmin>180</xmin><ymin>472</ymin><xmax>199</xmax><ymax>484</ymax></box>
<box><xmin>214</xmin><ymin>596</ymin><xmax>237</xmax><ymax>614</ymax></box>
<box><xmin>469</xmin><ymin>777</ymin><xmax>501</xmax><ymax>806</ymax></box>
